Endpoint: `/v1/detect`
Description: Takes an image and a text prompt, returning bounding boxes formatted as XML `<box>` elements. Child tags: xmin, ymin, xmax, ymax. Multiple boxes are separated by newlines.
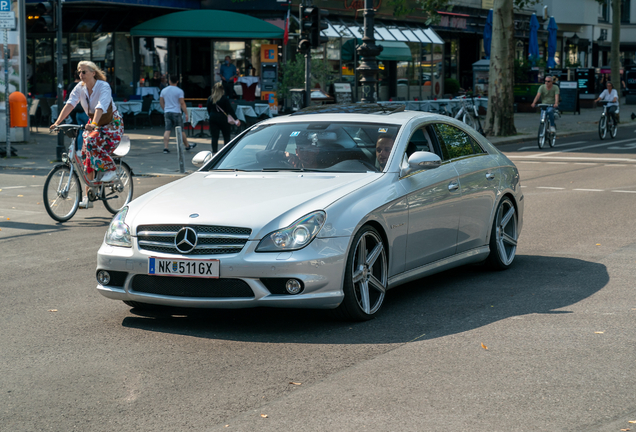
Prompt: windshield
<box><xmin>208</xmin><ymin>122</ymin><xmax>401</xmax><ymax>173</ymax></box>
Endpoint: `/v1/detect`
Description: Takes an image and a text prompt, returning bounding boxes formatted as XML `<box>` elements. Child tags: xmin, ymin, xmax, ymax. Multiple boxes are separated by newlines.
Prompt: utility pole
<box><xmin>55</xmin><ymin>0</ymin><xmax>64</xmax><ymax>161</ymax></box>
<box><xmin>356</xmin><ymin>0</ymin><xmax>382</xmax><ymax>103</ymax></box>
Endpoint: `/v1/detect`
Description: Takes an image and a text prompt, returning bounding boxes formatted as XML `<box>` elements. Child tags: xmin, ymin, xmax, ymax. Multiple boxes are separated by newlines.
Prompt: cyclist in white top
<box><xmin>595</xmin><ymin>81</ymin><xmax>619</xmax><ymax>124</ymax></box>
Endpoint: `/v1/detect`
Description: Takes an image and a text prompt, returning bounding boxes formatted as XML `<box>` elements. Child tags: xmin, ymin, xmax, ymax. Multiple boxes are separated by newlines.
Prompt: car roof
<box><xmin>261</xmin><ymin>109</ymin><xmax>449</xmax><ymax>126</ymax></box>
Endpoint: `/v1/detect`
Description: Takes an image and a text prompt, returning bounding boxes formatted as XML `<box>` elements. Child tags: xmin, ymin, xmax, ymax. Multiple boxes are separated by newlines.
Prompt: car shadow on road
<box><xmin>121</xmin><ymin>255</ymin><xmax>608</xmax><ymax>345</ymax></box>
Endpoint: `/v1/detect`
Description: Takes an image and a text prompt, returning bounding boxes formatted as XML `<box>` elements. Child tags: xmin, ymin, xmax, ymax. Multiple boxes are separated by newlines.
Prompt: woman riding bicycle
<box><xmin>594</xmin><ymin>81</ymin><xmax>619</xmax><ymax>125</ymax></box>
<box><xmin>531</xmin><ymin>75</ymin><xmax>560</xmax><ymax>134</ymax></box>
<box><xmin>50</xmin><ymin>61</ymin><xmax>124</xmax><ymax>209</ymax></box>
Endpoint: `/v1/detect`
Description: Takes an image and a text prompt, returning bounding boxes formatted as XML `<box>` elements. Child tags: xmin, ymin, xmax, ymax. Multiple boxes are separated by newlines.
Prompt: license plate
<box><xmin>148</xmin><ymin>257</ymin><xmax>219</xmax><ymax>278</ymax></box>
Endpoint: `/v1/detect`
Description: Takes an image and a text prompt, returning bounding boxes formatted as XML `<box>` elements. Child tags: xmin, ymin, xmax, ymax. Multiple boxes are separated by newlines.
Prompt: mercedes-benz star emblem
<box><xmin>175</xmin><ymin>227</ymin><xmax>198</xmax><ymax>254</ymax></box>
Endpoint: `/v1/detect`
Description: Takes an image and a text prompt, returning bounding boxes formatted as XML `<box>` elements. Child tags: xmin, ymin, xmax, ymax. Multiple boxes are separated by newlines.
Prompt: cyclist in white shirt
<box><xmin>595</xmin><ymin>81</ymin><xmax>619</xmax><ymax>124</ymax></box>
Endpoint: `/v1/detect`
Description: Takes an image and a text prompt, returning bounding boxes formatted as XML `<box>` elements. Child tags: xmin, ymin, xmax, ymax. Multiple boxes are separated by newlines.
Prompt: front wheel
<box><xmin>485</xmin><ymin>197</ymin><xmax>518</xmax><ymax>270</ymax></box>
<box><xmin>43</xmin><ymin>164</ymin><xmax>81</xmax><ymax>222</ymax></box>
<box><xmin>102</xmin><ymin>161</ymin><xmax>134</xmax><ymax>214</ymax></box>
<box><xmin>549</xmin><ymin>130</ymin><xmax>556</xmax><ymax>148</ymax></box>
<box><xmin>598</xmin><ymin>116</ymin><xmax>607</xmax><ymax>140</ymax></box>
<box><xmin>538</xmin><ymin>122</ymin><xmax>546</xmax><ymax>149</ymax></box>
<box><xmin>334</xmin><ymin>225</ymin><xmax>388</xmax><ymax>321</ymax></box>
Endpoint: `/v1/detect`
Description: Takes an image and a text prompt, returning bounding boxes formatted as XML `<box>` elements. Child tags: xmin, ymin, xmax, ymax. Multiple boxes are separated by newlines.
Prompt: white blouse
<box><xmin>598</xmin><ymin>89</ymin><xmax>619</xmax><ymax>106</ymax></box>
<box><xmin>67</xmin><ymin>80</ymin><xmax>117</xmax><ymax>115</ymax></box>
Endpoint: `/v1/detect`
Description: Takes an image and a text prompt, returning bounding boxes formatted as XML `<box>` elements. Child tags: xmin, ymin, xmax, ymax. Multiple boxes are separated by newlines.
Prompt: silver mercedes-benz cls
<box><xmin>96</xmin><ymin>105</ymin><xmax>523</xmax><ymax>321</ymax></box>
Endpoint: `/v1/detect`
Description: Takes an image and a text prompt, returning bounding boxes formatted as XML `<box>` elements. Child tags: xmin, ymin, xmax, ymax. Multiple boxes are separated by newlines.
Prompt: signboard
<box><xmin>0</xmin><ymin>1</ymin><xmax>10</xmax><ymax>11</ymax></box>
<box><xmin>558</xmin><ymin>81</ymin><xmax>579</xmax><ymax>114</ymax></box>
<box><xmin>260</xmin><ymin>44</ymin><xmax>278</xmax><ymax>63</ymax></box>
<box><xmin>575</xmin><ymin>68</ymin><xmax>595</xmax><ymax>96</ymax></box>
<box><xmin>333</xmin><ymin>83</ymin><xmax>352</xmax><ymax>104</ymax></box>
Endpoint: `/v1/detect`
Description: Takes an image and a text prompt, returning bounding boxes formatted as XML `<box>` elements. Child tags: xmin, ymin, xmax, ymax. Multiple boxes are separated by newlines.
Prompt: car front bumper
<box><xmin>96</xmin><ymin>236</ymin><xmax>350</xmax><ymax>309</ymax></box>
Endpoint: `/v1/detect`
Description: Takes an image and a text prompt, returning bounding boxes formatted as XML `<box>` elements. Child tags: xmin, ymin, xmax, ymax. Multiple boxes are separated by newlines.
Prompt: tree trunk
<box><xmin>611</xmin><ymin>0</ymin><xmax>621</xmax><ymax>91</ymax></box>
<box><xmin>484</xmin><ymin>0</ymin><xmax>516</xmax><ymax>136</ymax></box>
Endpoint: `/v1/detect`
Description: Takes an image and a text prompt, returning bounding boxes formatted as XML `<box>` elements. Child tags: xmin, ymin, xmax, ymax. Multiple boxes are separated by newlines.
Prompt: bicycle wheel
<box><xmin>462</xmin><ymin>112</ymin><xmax>476</xmax><ymax>130</ymax></box>
<box><xmin>102</xmin><ymin>161</ymin><xmax>134</xmax><ymax>215</ymax></box>
<box><xmin>537</xmin><ymin>122</ymin><xmax>546</xmax><ymax>149</ymax></box>
<box><xmin>598</xmin><ymin>116</ymin><xmax>607</xmax><ymax>140</ymax></box>
<box><xmin>43</xmin><ymin>164</ymin><xmax>81</xmax><ymax>222</ymax></box>
<box><xmin>549</xmin><ymin>130</ymin><xmax>556</xmax><ymax>147</ymax></box>
<box><xmin>610</xmin><ymin>117</ymin><xmax>618</xmax><ymax>138</ymax></box>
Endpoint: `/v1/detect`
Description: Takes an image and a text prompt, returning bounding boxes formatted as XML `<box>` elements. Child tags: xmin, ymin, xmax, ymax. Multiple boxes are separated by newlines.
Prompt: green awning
<box><xmin>342</xmin><ymin>39</ymin><xmax>412</xmax><ymax>62</ymax></box>
<box><xmin>130</xmin><ymin>10</ymin><xmax>284</xmax><ymax>39</ymax></box>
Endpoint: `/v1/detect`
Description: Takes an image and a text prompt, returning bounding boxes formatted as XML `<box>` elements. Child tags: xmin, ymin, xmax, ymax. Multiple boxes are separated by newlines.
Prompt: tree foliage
<box><xmin>279</xmin><ymin>53</ymin><xmax>337</xmax><ymax>97</ymax></box>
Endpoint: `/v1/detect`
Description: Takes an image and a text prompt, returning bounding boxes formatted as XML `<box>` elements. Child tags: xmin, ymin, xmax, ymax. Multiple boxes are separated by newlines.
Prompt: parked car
<box><xmin>96</xmin><ymin>104</ymin><xmax>524</xmax><ymax>321</ymax></box>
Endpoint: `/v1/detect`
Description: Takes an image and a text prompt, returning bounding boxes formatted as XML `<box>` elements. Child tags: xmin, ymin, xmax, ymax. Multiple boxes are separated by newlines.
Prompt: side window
<box><xmin>433</xmin><ymin>123</ymin><xmax>482</xmax><ymax>160</ymax></box>
<box><xmin>404</xmin><ymin>126</ymin><xmax>435</xmax><ymax>159</ymax></box>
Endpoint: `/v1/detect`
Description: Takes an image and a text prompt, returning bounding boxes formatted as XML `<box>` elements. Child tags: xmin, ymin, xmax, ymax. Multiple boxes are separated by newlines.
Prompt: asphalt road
<box><xmin>1</xmin><ymin>128</ymin><xmax>635</xmax><ymax>431</ymax></box>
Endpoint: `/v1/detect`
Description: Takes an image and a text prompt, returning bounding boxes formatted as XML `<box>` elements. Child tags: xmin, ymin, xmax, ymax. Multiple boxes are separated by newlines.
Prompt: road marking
<box><xmin>547</xmin><ymin>162</ymin><xmax>568</xmax><ymax>164</ymax></box>
<box><xmin>573</xmin><ymin>189</ymin><xmax>604</xmax><ymax>192</ymax></box>
<box><xmin>510</xmin><ymin>156</ymin><xmax>636</xmax><ymax>163</ymax></box>
<box><xmin>511</xmin><ymin>138</ymin><xmax>636</xmax><ymax>159</ymax></box>
<box><xmin>516</xmin><ymin>161</ymin><xmax>541</xmax><ymax>164</ymax></box>
<box><xmin>574</xmin><ymin>162</ymin><xmax>598</xmax><ymax>165</ymax></box>
<box><xmin>537</xmin><ymin>187</ymin><xmax>565</xmax><ymax>190</ymax></box>
<box><xmin>611</xmin><ymin>190</ymin><xmax>636</xmax><ymax>194</ymax></box>
<box><xmin>0</xmin><ymin>186</ymin><xmax>26</xmax><ymax>189</ymax></box>
<box><xmin>607</xmin><ymin>164</ymin><xmax>627</xmax><ymax>167</ymax></box>
<box><xmin>517</xmin><ymin>141</ymin><xmax>586</xmax><ymax>151</ymax></box>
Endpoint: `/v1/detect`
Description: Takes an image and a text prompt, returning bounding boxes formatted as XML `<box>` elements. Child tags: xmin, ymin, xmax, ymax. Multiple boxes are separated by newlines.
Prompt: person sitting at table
<box><xmin>159</xmin><ymin>74</ymin><xmax>196</xmax><ymax>153</ymax></box>
<box><xmin>207</xmin><ymin>82</ymin><xmax>240</xmax><ymax>154</ymax></box>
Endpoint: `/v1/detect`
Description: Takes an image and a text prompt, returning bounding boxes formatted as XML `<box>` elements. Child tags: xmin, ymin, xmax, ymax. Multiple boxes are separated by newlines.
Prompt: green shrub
<box><xmin>444</xmin><ymin>77</ymin><xmax>460</xmax><ymax>95</ymax></box>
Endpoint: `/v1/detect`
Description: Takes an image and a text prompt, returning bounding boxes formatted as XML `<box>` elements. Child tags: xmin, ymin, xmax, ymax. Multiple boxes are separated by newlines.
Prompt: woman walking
<box><xmin>51</xmin><ymin>61</ymin><xmax>124</xmax><ymax>208</ymax></box>
<box><xmin>206</xmin><ymin>82</ymin><xmax>240</xmax><ymax>153</ymax></box>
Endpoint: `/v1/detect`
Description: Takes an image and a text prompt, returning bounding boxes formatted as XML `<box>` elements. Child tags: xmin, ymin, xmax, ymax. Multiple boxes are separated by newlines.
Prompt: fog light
<box><xmin>97</xmin><ymin>270</ymin><xmax>111</xmax><ymax>285</ymax></box>
<box><xmin>285</xmin><ymin>279</ymin><xmax>302</xmax><ymax>295</ymax></box>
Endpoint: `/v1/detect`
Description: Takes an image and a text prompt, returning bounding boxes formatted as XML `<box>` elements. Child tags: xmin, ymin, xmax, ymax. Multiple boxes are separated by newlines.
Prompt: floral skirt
<box><xmin>82</xmin><ymin>111</ymin><xmax>124</xmax><ymax>174</ymax></box>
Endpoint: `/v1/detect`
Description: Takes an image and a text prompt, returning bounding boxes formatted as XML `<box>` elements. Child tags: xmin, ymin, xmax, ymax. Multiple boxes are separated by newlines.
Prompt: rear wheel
<box><xmin>486</xmin><ymin>197</ymin><xmax>518</xmax><ymax>270</ymax></box>
<box><xmin>334</xmin><ymin>225</ymin><xmax>388</xmax><ymax>321</ymax></box>
<box><xmin>462</xmin><ymin>112</ymin><xmax>476</xmax><ymax>130</ymax></box>
<box><xmin>549</xmin><ymin>129</ymin><xmax>556</xmax><ymax>147</ymax></box>
<box><xmin>43</xmin><ymin>164</ymin><xmax>81</xmax><ymax>222</ymax></box>
<box><xmin>102</xmin><ymin>161</ymin><xmax>134</xmax><ymax>214</ymax></box>
<box><xmin>610</xmin><ymin>116</ymin><xmax>618</xmax><ymax>138</ymax></box>
<box><xmin>538</xmin><ymin>122</ymin><xmax>546</xmax><ymax>149</ymax></box>
<box><xmin>598</xmin><ymin>116</ymin><xmax>607</xmax><ymax>140</ymax></box>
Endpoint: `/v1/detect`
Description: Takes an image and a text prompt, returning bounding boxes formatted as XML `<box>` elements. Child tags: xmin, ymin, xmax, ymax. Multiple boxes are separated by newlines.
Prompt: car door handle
<box><xmin>448</xmin><ymin>181</ymin><xmax>459</xmax><ymax>191</ymax></box>
<box><xmin>486</xmin><ymin>172</ymin><xmax>495</xmax><ymax>180</ymax></box>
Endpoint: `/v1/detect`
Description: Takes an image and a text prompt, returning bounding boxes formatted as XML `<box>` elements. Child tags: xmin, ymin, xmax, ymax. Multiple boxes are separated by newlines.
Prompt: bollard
<box><xmin>175</xmin><ymin>126</ymin><xmax>185</xmax><ymax>173</ymax></box>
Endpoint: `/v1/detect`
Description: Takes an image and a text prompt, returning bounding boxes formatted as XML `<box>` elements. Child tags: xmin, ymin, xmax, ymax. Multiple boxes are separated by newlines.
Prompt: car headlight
<box><xmin>105</xmin><ymin>207</ymin><xmax>132</xmax><ymax>248</ymax></box>
<box><xmin>256</xmin><ymin>211</ymin><xmax>326</xmax><ymax>252</ymax></box>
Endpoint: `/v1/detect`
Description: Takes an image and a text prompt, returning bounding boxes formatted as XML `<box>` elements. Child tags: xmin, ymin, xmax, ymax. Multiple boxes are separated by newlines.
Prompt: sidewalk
<box><xmin>0</xmin><ymin>107</ymin><xmax>632</xmax><ymax>176</ymax></box>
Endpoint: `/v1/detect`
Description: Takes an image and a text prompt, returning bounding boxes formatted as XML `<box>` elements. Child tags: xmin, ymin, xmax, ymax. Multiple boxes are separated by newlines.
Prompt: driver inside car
<box><xmin>375</xmin><ymin>136</ymin><xmax>395</xmax><ymax>170</ymax></box>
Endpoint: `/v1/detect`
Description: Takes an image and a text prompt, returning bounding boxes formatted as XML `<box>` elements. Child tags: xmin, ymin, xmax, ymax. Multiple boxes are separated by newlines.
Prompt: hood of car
<box><xmin>126</xmin><ymin>171</ymin><xmax>382</xmax><ymax>238</ymax></box>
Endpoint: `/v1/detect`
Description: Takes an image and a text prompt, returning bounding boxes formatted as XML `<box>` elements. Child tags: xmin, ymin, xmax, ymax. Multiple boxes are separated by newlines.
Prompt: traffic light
<box><xmin>300</xmin><ymin>7</ymin><xmax>329</xmax><ymax>50</ymax></box>
<box><xmin>36</xmin><ymin>1</ymin><xmax>56</xmax><ymax>32</ymax></box>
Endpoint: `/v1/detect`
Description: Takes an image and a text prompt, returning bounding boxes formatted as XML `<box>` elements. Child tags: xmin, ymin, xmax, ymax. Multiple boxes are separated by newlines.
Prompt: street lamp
<box><xmin>570</xmin><ymin>33</ymin><xmax>579</xmax><ymax>46</ymax></box>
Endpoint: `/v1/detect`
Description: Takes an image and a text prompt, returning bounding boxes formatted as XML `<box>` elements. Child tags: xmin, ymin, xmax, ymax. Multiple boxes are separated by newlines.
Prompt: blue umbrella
<box><xmin>547</xmin><ymin>16</ymin><xmax>558</xmax><ymax>68</ymax></box>
<box><xmin>529</xmin><ymin>13</ymin><xmax>540</xmax><ymax>65</ymax></box>
<box><xmin>484</xmin><ymin>9</ymin><xmax>493</xmax><ymax>60</ymax></box>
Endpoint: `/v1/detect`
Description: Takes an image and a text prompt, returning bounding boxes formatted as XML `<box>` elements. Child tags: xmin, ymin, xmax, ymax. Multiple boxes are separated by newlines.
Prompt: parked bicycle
<box><xmin>536</xmin><ymin>103</ymin><xmax>558</xmax><ymax>149</ymax></box>
<box><xmin>454</xmin><ymin>94</ymin><xmax>484</xmax><ymax>135</ymax></box>
<box><xmin>597</xmin><ymin>100</ymin><xmax>618</xmax><ymax>140</ymax></box>
<box><xmin>44</xmin><ymin>124</ymin><xmax>134</xmax><ymax>222</ymax></box>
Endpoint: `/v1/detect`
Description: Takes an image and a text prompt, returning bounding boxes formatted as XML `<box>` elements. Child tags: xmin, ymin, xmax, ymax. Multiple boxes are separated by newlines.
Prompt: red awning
<box><xmin>437</xmin><ymin>11</ymin><xmax>470</xmax><ymax>17</ymax></box>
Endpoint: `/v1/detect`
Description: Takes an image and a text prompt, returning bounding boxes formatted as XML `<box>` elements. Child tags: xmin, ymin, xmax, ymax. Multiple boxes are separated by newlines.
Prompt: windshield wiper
<box><xmin>261</xmin><ymin>167</ymin><xmax>326</xmax><ymax>172</ymax></box>
<box><xmin>210</xmin><ymin>168</ymin><xmax>256</xmax><ymax>172</ymax></box>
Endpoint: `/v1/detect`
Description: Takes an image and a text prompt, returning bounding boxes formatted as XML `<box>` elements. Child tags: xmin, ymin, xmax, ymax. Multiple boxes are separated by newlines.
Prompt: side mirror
<box><xmin>192</xmin><ymin>150</ymin><xmax>213</xmax><ymax>167</ymax></box>
<box><xmin>400</xmin><ymin>151</ymin><xmax>442</xmax><ymax>177</ymax></box>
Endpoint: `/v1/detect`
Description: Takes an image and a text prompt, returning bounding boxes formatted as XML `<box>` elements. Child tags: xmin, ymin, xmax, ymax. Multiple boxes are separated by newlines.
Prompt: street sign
<box><xmin>0</xmin><ymin>11</ymin><xmax>14</xmax><ymax>19</ymax></box>
<box><xmin>0</xmin><ymin>1</ymin><xmax>10</xmax><ymax>12</ymax></box>
<box><xmin>0</xmin><ymin>17</ymin><xmax>14</xmax><ymax>29</ymax></box>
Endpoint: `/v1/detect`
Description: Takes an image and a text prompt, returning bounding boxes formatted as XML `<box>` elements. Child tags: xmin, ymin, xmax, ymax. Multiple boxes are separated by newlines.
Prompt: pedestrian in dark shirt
<box><xmin>206</xmin><ymin>82</ymin><xmax>240</xmax><ymax>153</ymax></box>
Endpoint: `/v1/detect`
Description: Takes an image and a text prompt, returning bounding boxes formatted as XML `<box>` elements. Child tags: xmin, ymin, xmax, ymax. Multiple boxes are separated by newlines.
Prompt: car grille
<box><xmin>136</xmin><ymin>224</ymin><xmax>251</xmax><ymax>255</ymax></box>
<box><xmin>131</xmin><ymin>275</ymin><xmax>254</xmax><ymax>298</ymax></box>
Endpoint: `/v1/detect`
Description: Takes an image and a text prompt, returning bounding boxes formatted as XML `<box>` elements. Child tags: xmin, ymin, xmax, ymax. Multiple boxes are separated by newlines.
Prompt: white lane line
<box><xmin>573</xmin><ymin>189</ymin><xmax>604</xmax><ymax>192</ymax></box>
<box><xmin>511</xmin><ymin>138</ymin><xmax>636</xmax><ymax>158</ymax></box>
<box><xmin>0</xmin><ymin>186</ymin><xmax>27</xmax><ymax>189</ymax></box>
<box><xmin>607</xmin><ymin>164</ymin><xmax>627</xmax><ymax>167</ymax></box>
<box><xmin>547</xmin><ymin>162</ymin><xmax>568</xmax><ymax>164</ymax></box>
<box><xmin>574</xmin><ymin>162</ymin><xmax>598</xmax><ymax>165</ymax></box>
<box><xmin>516</xmin><ymin>161</ymin><xmax>541</xmax><ymax>163</ymax></box>
<box><xmin>517</xmin><ymin>141</ymin><xmax>586</xmax><ymax>151</ymax></box>
<box><xmin>510</xmin><ymin>156</ymin><xmax>636</xmax><ymax>162</ymax></box>
<box><xmin>611</xmin><ymin>190</ymin><xmax>636</xmax><ymax>194</ymax></box>
<box><xmin>537</xmin><ymin>187</ymin><xmax>565</xmax><ymax>190</ymax></box>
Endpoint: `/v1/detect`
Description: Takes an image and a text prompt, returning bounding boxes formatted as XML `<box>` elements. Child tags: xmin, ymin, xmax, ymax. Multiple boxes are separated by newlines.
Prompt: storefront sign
<box><xmin>260</xmin><ymin>44</ymin><xmax>278</xmax><ymax>63</ymax></box>
<box><xmin>482</xmin><ymin>0</ymin><xmax>494</xmax><ymax>8</ymax></box>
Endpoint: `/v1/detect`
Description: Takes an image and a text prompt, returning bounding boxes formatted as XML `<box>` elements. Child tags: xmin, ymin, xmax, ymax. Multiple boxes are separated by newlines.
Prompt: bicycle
<box><xmin>454</xmin><ymin>94</ymin><xmax>484</xmax><ymax>135</ymax></box>
<box><xmin>44</xmin><ymin>124</ymin><xmax>134</xmax><ymax>222</ymax></box>
<box><xmin>536</xmin><ymin>103</ymin><xmax>557</xmax><ymax>149</ymax></box>
<box><xmin>597</xmin><ymin>100</ymin><xmax>618</xmax><ymax>140</ymax></box>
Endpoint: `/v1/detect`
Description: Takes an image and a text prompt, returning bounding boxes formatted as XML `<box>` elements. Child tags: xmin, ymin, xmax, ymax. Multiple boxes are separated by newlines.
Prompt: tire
<box><xmin>538</xmin><ymin>122</ymin><xmax>546</xmax><ymax>149</ymax></box>
<box><xmin>549</xmin><ymin>130</ymin><xmax>556</xmax><ymax>148</ymax></box>
<box><xmin>462</xmin><ymin>112</ymin><xmax>476</xmax><ymax>130</ymax></box>
<box><xmin>43</xmin><ymin>164</ymin><xmax>81</xmax><ymax>222</ymax></box>
<box><xmin>610</xmin><ymin>118</ymin><xmax>618</xmax><ymax>138</ymax></box>
<box><xmin>102</xmin><ymin>161</ymin><xmax>134</xmax><ymax>214</ymax></box>
<box><xmin>486</xmin><ymin>196</ymin><xmax>518</xmax><ymax>270</ymax></box>
<box><xmin>598</xmin><ymin>116</ymin><xmax>607</xmax><ymax>140</ymax></box>
<box><xmin>334</xmin><ymin>225</ymin><xmax>388</xmax><ymax>321</ymax></box>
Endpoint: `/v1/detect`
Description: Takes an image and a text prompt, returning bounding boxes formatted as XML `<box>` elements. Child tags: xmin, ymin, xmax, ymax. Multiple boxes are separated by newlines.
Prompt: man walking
<box><xmin>159</xmin><ymin>74</ymin><xmax>196</xmax><ymax>153</ymax></box>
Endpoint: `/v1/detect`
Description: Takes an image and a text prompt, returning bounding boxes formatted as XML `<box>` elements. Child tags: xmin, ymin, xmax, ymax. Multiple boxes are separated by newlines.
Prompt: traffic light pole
<box><xmin>55</xmin><ymin>0</ymin><xmax>64</xmax><ymax>161</ymax></box>
<box><xmin>356</xmin><ymin>0</ymin><xmax>382</xmax><ymax>103</ymax></box>
<box><xmin>302</xmin><ymin>0</ymin><xmax>312</xmax><ymax>108</ymax></box>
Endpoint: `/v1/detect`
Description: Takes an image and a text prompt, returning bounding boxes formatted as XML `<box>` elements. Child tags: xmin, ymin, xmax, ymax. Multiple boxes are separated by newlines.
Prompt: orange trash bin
<box><xmin>9</xmin><ymin>92</ymin><xmax>28</xmax><ymax>128</ymax></box>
